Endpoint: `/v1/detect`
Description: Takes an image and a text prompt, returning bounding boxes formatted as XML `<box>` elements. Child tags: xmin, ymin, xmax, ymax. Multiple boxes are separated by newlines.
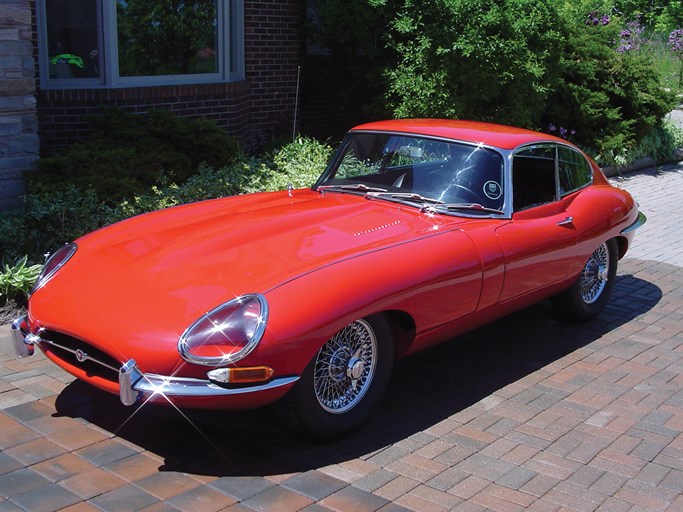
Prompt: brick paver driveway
<box><xmin>1</xmin><ymin>164</ymin><xmax>682</xmax><ymax>512</ymax></box>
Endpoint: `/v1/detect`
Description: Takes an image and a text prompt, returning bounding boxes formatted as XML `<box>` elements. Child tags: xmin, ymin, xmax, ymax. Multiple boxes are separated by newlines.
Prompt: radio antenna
<box><xmin>293</xmin><ymin>65</ymin><xmax>301</xmax><ymax>141</ymax></box>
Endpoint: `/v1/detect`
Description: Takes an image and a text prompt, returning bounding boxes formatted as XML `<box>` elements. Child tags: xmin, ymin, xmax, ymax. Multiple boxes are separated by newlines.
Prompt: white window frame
<box><xmin>37</xmin><ymin>0</ymin><xmax>244</xmax><ymax>89</ymax></box>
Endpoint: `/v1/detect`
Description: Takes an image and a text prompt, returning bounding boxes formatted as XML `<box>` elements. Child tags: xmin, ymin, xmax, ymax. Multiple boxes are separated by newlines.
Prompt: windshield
<box><xmin>315</xmin><ymin>132</ymin><xmax>505</xmax><ymax>212</ymax></box>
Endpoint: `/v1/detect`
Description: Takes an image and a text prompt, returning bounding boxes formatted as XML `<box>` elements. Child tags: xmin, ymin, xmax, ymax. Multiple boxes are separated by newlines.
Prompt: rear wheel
<box><xmin>280</xmin><ymin>315</ymin><xmax>393</xmax><ymax>440</ymax></box>
<box><xmin>553</xmin><ymin>239</ymin><xmax>617</xmax><ymax>323</ymax></box>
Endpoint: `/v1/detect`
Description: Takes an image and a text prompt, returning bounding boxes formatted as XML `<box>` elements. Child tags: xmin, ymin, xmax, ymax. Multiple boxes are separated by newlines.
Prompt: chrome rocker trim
<box><xmin>11</xmin><ymin>315</ymin><xmax>299</xmax><ymax>407</ymax></box>
<box><xmin>621</xmin><ymin>211</ymin><xmax>647</xmax><ymax>234</ymax></box>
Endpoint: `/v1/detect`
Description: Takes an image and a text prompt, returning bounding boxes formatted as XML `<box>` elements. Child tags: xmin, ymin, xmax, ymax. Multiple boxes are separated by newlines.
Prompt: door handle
<box><xmin>557</xmin><ymin>216</ymin><xmax>573</xmax><ymax>226</ymax></box>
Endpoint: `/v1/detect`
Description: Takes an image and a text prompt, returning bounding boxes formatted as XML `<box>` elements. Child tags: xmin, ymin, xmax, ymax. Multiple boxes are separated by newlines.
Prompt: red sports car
<box><xmin>11</xmin><ymin>120</ymin><xmax>645</xmax><ymax>438</ymax></box>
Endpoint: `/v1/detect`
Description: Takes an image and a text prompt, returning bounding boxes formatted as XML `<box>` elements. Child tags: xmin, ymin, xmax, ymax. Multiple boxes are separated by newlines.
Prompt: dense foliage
<box><xmin>544</xmin><ymin>2</ymin><xmax>675</xmax><ymax>162</ymax></box>
<box><xmin>307</xmin><ymin>0</ymin><xmax>678</xmax><ymax>164</ymax></box>
<box><xmin>30</xmin><ymin>107</ymin><xmax>240</xmax><ymax>206</ymax></box>
<box><xmin>385</xmin><ymin>0</ymin><xmax>564</xmax><ymax>128</ymax></box>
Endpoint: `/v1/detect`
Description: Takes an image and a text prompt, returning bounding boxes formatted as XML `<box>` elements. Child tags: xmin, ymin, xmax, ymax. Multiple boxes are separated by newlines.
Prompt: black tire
<box><xmin>279</xmin><ymin>315</ymin><xmax>394</xmax><ymax>440</ymax></box>
<box><xmin>553</xmin><ymin>239</ymin><xmax>618</xmax><ymax>323</ymax></box>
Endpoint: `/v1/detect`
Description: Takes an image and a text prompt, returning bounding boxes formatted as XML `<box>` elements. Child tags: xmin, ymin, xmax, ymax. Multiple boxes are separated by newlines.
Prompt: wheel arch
<box><xmin>614</xmin><ymin>235</ymin><xmax>630</xmax><ymax>260</ymax></box>
<box><xmin>377</xmin><ymin>310</ymin><xmax>416</xmax><ymax>359</ymax></box>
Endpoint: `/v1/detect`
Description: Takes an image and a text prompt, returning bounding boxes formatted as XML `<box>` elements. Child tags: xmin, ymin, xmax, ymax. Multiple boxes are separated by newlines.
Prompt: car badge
<box><xmin>75</xmin><ymin>349</ymin><xmax>88</xmax><ymax>363</ymax></box>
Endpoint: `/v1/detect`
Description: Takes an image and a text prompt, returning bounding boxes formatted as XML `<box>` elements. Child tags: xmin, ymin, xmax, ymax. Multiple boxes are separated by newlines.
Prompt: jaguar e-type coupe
<box><xmin>11</xmin><ymin>119</ymin><xmax>645</xmax><ymax>438</ymax></box>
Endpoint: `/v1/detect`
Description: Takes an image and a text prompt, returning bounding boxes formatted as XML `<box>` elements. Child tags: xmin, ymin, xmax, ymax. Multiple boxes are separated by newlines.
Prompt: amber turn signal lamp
<box><xmin>207</xmin><ymin>366</ymin><xmax>274</xmax><ymax>384</ymax></box>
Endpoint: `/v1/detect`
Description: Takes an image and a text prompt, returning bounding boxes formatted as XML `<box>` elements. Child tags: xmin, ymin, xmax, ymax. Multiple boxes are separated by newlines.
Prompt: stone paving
<box><xmin>1</xmin><ymin>164</ymin><xmax>683</xmax><ymax>512</ymax></box>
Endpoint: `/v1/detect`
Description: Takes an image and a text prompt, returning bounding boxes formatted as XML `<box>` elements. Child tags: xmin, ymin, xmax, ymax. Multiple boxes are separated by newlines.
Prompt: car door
<box><xmin>495</xmin><ymin>144</ymin><xmax>582</xmax><ymax>303</ymax></box>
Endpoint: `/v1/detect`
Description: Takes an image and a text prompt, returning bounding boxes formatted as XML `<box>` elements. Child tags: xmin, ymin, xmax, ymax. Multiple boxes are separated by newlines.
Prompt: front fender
<box><xmin>247</xmin><ymin>228</ymin><xmax>484</xmax><ymax>375</ymax></box>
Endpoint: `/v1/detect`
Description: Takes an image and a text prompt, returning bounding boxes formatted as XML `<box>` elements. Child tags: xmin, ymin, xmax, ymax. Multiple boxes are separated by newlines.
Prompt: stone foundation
<box><xmin>0</xmin><ymin>0</ymin><xmax>38</xmax><ymax>211</ymax></box>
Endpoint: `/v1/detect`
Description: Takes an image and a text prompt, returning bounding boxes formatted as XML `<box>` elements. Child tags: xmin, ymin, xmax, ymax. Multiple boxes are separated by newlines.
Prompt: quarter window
<box><xmin>38</xmin><ymin>0</ymin><xmax>244</xmax><ymax>88</ymax></box>
<box><xmin>558</xmin><ymin>146</ymin><xmax>593</xmax><ymax>196</ymax></box>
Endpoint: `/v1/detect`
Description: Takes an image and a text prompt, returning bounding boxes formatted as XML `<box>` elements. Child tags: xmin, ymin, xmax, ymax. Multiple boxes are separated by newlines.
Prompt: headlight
<box><xmin>178</xmin><ymin>294</ymin><xmax>268</xmax><ymax>366</ymax></box>
<box><xmin>30</xmin><ymin>243</ymin><xmax>78</xmax><ymax>295</ymax></box>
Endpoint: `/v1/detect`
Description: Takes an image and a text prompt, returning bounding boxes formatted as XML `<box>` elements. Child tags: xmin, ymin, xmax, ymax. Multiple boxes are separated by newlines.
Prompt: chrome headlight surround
<box><xmin>30</xmin><ymin>243</ymin><xmax>78</xmax><ymax>295</ymax></box>
<box><xmin>178</xmin><ymin>294</ymin><xmax>269</xmax><ymax>366</ymax></box>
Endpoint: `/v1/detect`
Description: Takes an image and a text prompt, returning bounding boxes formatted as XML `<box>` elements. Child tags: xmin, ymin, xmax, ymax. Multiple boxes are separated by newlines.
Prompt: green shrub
<box><xmin>544</xmin><ymin>4</ymin><xmax>676</xmax><ymax>158</ymax></box>
<box><xmin>30</xmin><ymin>107</ymin><xmax>241</xmax><ymax>206</ymax></box>
<box><xmin>111</xmin><ymin>136</ymin><xmax>333</xmax><ymax>218</ymax></box>
<box><xmin>0</xmin><ymin>256</ymin><xmax>42</xmax><ymax>301</ymax></box>
<box><xmin>384</xmin><ymin>0</ymin><xmax>564</xmax><ymax>128</ymax></box>
<box><xmin>597</xmin><ymin>119</ymin><xmax>683</xmax><ymax>167</ymax></box>
<box><xmin>258</xmin><ymin>135</ymin><xmax>333</xmax><ymax>192</ymax></box>
<box><xmin>0</xmin><ymin>186</ymin><xmax>112</xmax><ymax>263</ymax></box>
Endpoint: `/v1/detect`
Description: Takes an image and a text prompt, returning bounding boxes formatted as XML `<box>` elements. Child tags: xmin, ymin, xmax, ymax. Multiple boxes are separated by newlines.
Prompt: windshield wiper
<box><xmin>317</xmin><ymin>184</ymin><xmax>388</xmax><ymax>194</ymax></box>
<box><xmin>366</xmin><ymin>192</ymin><xmax>445</xmax><ymax>208</ymax></box>
<box><xmin>434</xmin><ymin>203</ymin><xmax>505</xmax><ymax>215</ymax></box>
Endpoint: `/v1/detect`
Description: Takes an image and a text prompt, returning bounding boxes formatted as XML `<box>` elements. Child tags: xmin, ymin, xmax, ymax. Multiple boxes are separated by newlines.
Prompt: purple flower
<box><xmin>617</xmin><ymin>20</ymin><xmax>644</xmax><ymax>53</ymax></box>
<box><xmin>668</xmin><ymin>28</ymin><xmax>683</xmax><ymax>54</ymax></box>
<box><xmin>559</xmin><ymin>127</ymin><xmax>568</xmax><ymax>138</ymax></box>
<box><xmin>548</xmin><ymin>123</ymin><xmax>557</xmax><ymax>132</ymax></box>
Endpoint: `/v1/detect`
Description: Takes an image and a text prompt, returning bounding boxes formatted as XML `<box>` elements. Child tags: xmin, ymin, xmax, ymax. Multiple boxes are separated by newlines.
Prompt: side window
<box><xmin>558</xmin><ymin>147</ymin><xmax>593</xmax><ymax>196</ymax></box>
<box><xmin>512</xmin><ymin>146</ymin><xmax>557</xmax><ymax>211</ymax></box>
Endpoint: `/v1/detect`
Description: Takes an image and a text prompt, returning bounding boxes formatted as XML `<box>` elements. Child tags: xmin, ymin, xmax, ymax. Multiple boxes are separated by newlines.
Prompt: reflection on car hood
<box><xmin>29</xmin><ymin>189</ymin><xmax>459</xmax><ymax>348</ymax></box>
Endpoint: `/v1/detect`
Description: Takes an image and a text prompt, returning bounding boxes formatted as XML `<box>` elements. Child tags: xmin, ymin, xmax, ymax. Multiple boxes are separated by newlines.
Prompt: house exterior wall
<box><xmin>0</xmin><ymin>0</ymin><xmax>39</xmax><ymax>210</ymax></box>
<box><xmin>36</xmin><ymin>0</ymin><xmax>302</xmax><ymax>156</ymax></box>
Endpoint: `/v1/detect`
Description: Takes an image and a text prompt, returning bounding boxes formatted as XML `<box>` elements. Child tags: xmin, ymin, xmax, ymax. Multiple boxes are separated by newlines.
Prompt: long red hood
<box><xmin>29</xmin><ymin>189</ymin><xmax>460</xmax><ymax>359</ymax></box>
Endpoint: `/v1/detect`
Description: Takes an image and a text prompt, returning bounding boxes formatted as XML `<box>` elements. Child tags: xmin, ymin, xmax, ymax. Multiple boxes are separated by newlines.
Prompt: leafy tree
<box><xmin>306</xmin><ymin>0</ymin><xmax>674</xmax><ymax>162</ymax></box>
<box><xmin>383</xmin><ymin>0</ymin><xmax>564</xmax><ymax>128</ymax></box>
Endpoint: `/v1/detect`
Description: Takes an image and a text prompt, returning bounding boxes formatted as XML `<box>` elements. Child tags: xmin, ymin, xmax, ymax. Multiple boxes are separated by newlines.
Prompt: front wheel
<box><xmin>279</xmin><ymin>315</ymin><xmax>393</xmax><ymax>440</ymax></box>
<box><xmin>553</xmin><ymin>239</ymin><xmax>618</xmax><ymax>323</ymax></box>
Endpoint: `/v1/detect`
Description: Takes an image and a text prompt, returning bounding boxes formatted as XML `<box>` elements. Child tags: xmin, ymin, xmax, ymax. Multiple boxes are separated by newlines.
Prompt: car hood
<box><xmin>30</xmin><ymin>189</ymin><xmax>461</xmax><ymax>354</ymax></box>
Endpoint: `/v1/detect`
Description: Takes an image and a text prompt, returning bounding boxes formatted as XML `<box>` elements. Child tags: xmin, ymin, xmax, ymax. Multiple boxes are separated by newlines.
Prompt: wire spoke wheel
<box><xmin>579</xmin><ymin>242</ymin><xmax>610</xmax><ymax>304</ymax></box>
<box><xmin>280</xmin><ymin>315</ymin><xmax>393</xmax><ymax>439</ymax></box>
<box><xmin>552</xmin><ymin>239</ymin><xmax>617</xmax><ymax>323</ymax></box>
<box><xmin>313</xmin><ymin>319</ymin><xmax>378</xmax><ymax>414</ymax></box>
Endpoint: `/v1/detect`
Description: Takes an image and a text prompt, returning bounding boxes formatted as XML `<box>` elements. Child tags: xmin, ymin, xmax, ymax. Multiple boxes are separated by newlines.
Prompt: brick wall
<box><xmin>0</xmin><ymin>0</ymin><xmax>38</xmax><ymax>210</ymax></box>
<box><xmin>36</xmin><ymin>0</ymin><xmax>302</xmax><ymax>156</ymax></box>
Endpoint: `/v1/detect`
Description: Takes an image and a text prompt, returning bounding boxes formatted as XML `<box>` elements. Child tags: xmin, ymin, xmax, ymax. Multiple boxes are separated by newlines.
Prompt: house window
<box><xmin>45</xmin><ymin>0</ymin><xmax>101</xmax><ymax>81</ymax></box>
<box><xmin>38</xmin><ymin>0</ymin><xmax>244</xmax><ymax>88</ymax></box>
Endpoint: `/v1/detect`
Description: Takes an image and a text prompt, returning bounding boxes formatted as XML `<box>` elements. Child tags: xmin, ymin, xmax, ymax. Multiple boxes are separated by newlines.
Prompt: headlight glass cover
<box><xmin>178</xmin><ymin>294</ymin><xmax>268</xmax><ymax>366</ymax></box>
<box><xmin>30</xmin><ymin>243</ymin><xmax>78</xmax><ymax>295</ymax></box>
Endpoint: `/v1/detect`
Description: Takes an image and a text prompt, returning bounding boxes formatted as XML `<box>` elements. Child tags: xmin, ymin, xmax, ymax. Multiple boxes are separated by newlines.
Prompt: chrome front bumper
<box><xmin>11</xmin><ymin>316</ymin><xmax>298</xmax><ymax>406</ymax></box>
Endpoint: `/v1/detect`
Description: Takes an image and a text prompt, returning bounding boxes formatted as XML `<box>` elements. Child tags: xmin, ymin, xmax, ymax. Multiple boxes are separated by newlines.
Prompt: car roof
<box><xmin>350</xmin><ymin>119</ymin><xmax>567</xmax><ymax>151</ymax></box>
